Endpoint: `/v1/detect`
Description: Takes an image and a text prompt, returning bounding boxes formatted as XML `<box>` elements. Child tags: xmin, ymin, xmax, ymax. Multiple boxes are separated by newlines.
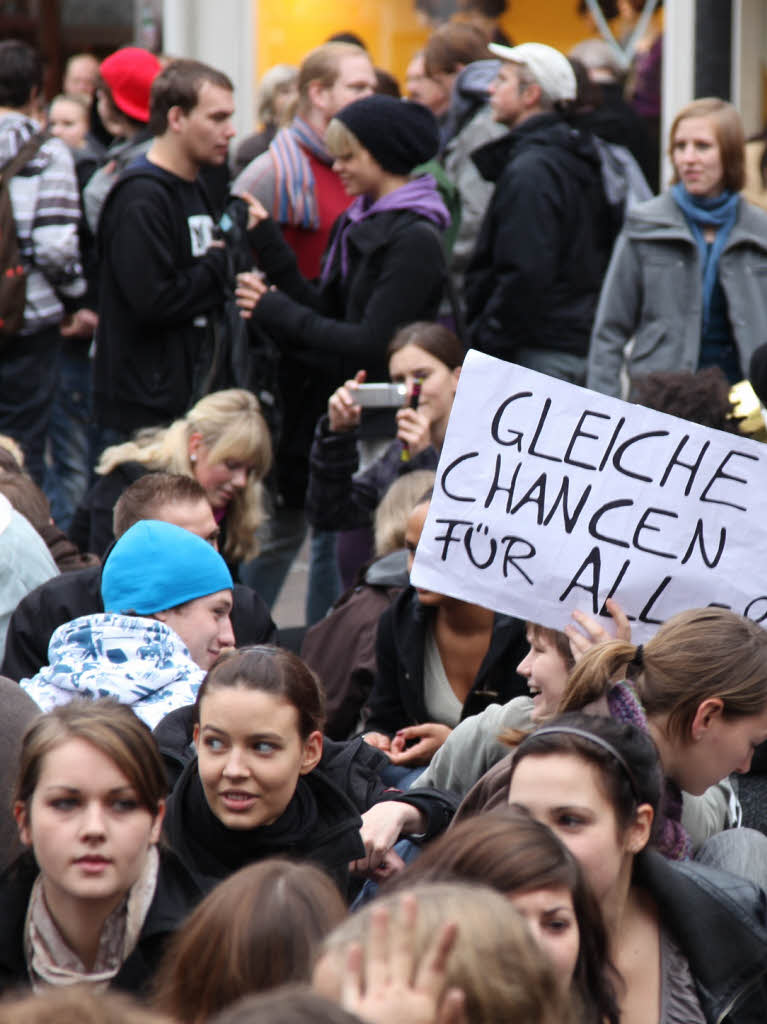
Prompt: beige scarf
<box><xmin>24</xmin><ymin>845</ymin><xmax>159</xmax><ymax>991</ymax></box>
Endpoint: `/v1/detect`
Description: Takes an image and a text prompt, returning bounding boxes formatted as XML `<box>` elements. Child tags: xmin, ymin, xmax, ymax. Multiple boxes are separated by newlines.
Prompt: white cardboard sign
<box><xmin>410</xmin><ymin>351</ymin><xmax>767</xmax><ymax>643</ymax></box>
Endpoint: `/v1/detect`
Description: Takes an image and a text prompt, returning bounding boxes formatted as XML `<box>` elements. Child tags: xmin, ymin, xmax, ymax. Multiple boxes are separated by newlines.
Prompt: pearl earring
<box><xmin>190</xmin><ymin>454</ymin><xmax>197</xmax><ymax>463</ymax></box>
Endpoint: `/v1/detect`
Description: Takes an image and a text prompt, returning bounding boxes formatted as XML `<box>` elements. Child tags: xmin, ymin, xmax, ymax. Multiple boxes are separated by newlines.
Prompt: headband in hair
<box><xmin>523</xmin><ymin>725</ymin><xmax>642</xmax><ymax>803</ymax></box>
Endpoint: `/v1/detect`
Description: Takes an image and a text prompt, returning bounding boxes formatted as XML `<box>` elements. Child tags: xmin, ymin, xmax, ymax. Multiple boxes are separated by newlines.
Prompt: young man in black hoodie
<box><xmin>94</xmin><ymin>60</ymin><xmax>242</xmax><ymax>449</ymax></box>
<box><xmin>464</xmin><ymin>42</ymin><xmax>612</xmax><ymax>385</ymax></box>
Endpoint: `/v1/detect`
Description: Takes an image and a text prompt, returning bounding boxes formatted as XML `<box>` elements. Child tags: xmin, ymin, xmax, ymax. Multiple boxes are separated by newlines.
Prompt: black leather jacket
<box><xmin>637</xmin><ymin>850</ymin><xmax>767</xmax><ymax>1023</ymax></box>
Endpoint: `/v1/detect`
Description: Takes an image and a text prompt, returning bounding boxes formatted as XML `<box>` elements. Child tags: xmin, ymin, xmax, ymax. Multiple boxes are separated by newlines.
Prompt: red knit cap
<box><xmin>100</xmin><ymin>46</ymin><xmax>162</xmax><ymax>123</ymax></box>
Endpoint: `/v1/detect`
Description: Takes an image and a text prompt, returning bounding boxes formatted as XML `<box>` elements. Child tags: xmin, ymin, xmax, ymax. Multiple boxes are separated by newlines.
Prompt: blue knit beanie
<box><xmin>101</xmin><ymin>520</ymin><xmax>233</xmax><ymax>615</ymax></box>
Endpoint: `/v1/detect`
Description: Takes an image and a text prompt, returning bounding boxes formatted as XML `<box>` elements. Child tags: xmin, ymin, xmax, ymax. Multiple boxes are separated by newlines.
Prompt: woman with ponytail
<box><xmin>454</xmin><ymin>607</ymin><xmax>767</xmax><ymax>877</ymax></box>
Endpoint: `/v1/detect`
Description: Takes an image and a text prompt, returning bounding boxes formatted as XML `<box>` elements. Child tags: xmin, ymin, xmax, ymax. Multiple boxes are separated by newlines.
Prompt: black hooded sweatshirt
<box><xmin>465</xmin><ymin>112</ymin><xmax>612</xmax><ymax>360</ymax></box>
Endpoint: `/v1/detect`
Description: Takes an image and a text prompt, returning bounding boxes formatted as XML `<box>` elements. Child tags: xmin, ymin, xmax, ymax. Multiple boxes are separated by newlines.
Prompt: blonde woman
<box><xmin>70</xmin><ymin>389</ymin><xmax>271</xmax><ymax>572</ymax></box>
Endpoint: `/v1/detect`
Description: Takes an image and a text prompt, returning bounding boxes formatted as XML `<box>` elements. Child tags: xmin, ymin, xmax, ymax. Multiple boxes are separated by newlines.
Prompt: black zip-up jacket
<box><xmin>249</xmin><ymin>208</ymin><xmax>448</xmax><ymax>509</ymax></box>
<box><xmin>364</xmin><ymin>586</ymin><xmax>528</xmax><ymax>736</ymax></box>
<box><xmin>161</xmin><ymin>735</ymin><xmax>457</xmax><ymax>897</ymax></box>
<box><xmin>0</xmin><ymin>848</ymin><xmax>200</xmax><ymax>997</ymax></box>
<box><xmin>465</xmin><ymin>113</ymin><xmax>612</xmax><ymax>360</ymax></box>
<box><xmin>94</xmin><ymin>160</ymin><xmax>231</xmax><ymax>432</ymax></box>
<box><xmin>635</xmin><ymin>850</ymin><xmax>767</xmax><ymax>1024</ymax></box>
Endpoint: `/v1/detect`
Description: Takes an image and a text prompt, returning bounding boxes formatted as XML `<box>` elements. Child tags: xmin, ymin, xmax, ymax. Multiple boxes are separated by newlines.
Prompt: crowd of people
<box><xmin>2</xmin><ymin>5</ymin><xmax>767</xmax><ymax>1021</ymax></box>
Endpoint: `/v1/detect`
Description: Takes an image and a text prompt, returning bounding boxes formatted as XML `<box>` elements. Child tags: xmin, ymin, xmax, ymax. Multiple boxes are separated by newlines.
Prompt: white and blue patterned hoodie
<box><xmin>20</xmin><ymin>613</ymin><xmax>205</xmax><ymax>729</ymax></box>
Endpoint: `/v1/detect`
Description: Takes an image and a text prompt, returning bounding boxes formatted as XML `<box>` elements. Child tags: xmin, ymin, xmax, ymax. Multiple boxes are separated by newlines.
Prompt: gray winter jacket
<box><xmin>587</xmin><ymin>191</ymin><xmax>767</xmax><ymax>396</ymax></box>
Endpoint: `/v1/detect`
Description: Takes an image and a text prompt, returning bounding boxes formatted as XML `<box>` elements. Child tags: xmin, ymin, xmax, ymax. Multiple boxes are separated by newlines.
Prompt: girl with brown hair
<box><xmin>508</xmin><ymin>712</ymin><xmax>767</xmax><ymax>1024</ymax></box>
<box><xmin>161</xmin><ymin>646</ymin><xmax>456</xmax><ymax>893</ymax></box>
<box><xmin>0</xmin><ymin>700</ymin><xmax>199</xmax><ymax>996</ymax></box>
<box><xmin>153</xmin><ymin>859</ymin><xmax>346</xmax><ymax>1022</ymax></box>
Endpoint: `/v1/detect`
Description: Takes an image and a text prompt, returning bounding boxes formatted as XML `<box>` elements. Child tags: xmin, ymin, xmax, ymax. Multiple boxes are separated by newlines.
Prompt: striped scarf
<box><xmin>268</xmin><ymin>117</ymin><xmax>333</xmax><ymax>229</ymax></box>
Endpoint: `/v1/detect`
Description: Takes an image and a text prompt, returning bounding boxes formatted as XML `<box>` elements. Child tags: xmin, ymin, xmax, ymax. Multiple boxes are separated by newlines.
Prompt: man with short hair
<box><xmin>63</xmin><ymin>53</ymin><xmax>100</xmax><ymax>102</ymax></box>
<box><xmin>233</xmin><ymin>41</ymin><xmax>376</xmax><ymax>278</ymax></box>
<box><xmin>0</xmin><ymin>40</ymin><xmax>85</xmax><ymax>484</ymax></box>
<box><xmin>464</xmin><ymin>42</ymin><xmax>612</xmax><ymax>384</ymax></box>
<box><xmin>20</xmin><ymin>520</ymin><xmax>236</xmax><ymax>728</ymax></box>
<box><xmin>93</xmin><ymin>59</ymin><xmax>243</xmax><ymax>443</ymax></box>
<box><xmin>1</xmin><ymin>474</ymin><xmax>276</xmax><ymax>682</ymax></box>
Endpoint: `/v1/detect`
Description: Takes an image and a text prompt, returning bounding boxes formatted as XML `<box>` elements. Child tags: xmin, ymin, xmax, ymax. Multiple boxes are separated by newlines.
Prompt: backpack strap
<box><xmin>0</xmin><ymin>132</ymin><xmax>46</xmax><ymax>183</ymax></box>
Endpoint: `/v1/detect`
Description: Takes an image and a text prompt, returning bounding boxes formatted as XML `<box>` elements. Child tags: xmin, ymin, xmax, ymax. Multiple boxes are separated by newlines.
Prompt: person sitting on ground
<box><xmin>69</xmin><ymin>388</ymin><xmax>271</xmax><ymax>575</ymax></box>
<box><xmin>20</xmin><ymin>520</ymin><xmax>235</xmax><ymax>728</ymax></box>
<box><xmin>159</xmin><ymin>646</ymin><xmax>456</xmax><ymax>895</ymax></box>
<box><xmin>362</xmin><ymin>494</ymin><xmax>527</xmax><ymax>781</ymax></box>
<box><xmin>454</xmin><ymin>607</ymin><xmax>767</xmax><ymax>886</ymax></box>
<box><xmin>0</xmin><ymin>700</ymin><xmax>199</xmax><ymax>996</ymax></box>
<box><xmin>386</xmin><ymin>806</ymin><xmax>619</xmax><ymax>1024</ymax></box>
<box><xmin>2</xmin><ymin>473</ymin><xmax>276</xmax><ymax>683</ymax></box>
<box><xmin>0</xmin><ymin>986</ymin><xmax>174</xmax><ymax>1024</ymax></box>
<box><xmin>301</xmin><ymin>470</ymin><xmax>435</xmax><ymax>740</ymax></box>
<box><xmin>508</xmin><ymin>712</ymin><xmax>767</xmax><ymax>1023</ymax></box>
<box><xmin>314</xmin><ymin>883</ymin><xmax>570</xmax><ymax>1024</ymax></box>
<box><xmin>152</xmin><ymin>860</ymin><xmax>346</xmax><ymax>1022</ymax></box>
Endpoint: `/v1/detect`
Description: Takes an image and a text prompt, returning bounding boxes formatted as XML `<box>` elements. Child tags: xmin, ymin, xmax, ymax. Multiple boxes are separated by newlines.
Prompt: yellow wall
<box><xmin>256</xmin><ymin>0</ymin><xmax>607</xmax><ymax>88</ymax></box>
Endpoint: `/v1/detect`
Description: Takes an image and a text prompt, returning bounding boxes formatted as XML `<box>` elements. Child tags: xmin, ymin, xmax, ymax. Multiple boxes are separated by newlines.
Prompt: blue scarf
<box><xmin>321</xmin><ymin>174</ymin><xmax>450</xmax><ymax>284</ymax></box>
<box><xmin>671</xmin><ymin>183</ymin><xmax>739</xmax><ymax>333</ymax></box>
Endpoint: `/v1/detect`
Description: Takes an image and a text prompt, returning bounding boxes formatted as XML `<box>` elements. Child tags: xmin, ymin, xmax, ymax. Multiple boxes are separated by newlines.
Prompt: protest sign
<box><xmin>410</xmin><ymin>351</ymin><xmax>767</xmax><ymax>643</ymax></box>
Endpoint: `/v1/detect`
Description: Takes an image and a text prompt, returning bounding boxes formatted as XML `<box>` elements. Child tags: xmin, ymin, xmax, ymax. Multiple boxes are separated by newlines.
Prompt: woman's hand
<box><xmin>328</xmin><ymin>370</ymin><xmax>366</xmax><ymax>432</ymax></box>
<box><xmin>389</xmin><ymin>723</ymin><xmax>452</xmax><ymax>766</ymax></box>
<box><xmin>240</xmin><ymin>190</ymin><xmax>269</xmax><ymax>229</ymax></box>
<box><xmin>396</xmin><ymin>406</ymin><xmax>432</xmax><ymax>459</ymax></box>
<box><xmin>564</xmin><ymin>598</ymin><xmax>632</xmax><ymax>662</ymax></box>
<box><xmin>235</xmin><ymin>271</ymin><xmax>269</xmax><ymax>319</ymax></box>
<box><xmin>339</xmin><ymin>894</ymin><xmax>466</xmax><ymax>1024</ymax></box>
<box><xmin>362</xmin><ymin>731</ymin><xmax>392</xmax><ymax>755</ymax></box>
<box><xmin>353</xmin><ymin>802</ymin><xmax>427</xmax><ymax>875</ymax></box>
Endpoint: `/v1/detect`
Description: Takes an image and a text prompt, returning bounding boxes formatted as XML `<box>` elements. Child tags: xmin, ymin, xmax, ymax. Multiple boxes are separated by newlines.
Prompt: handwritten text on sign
<box><xmin>410</xmin><ymin>351</ymin><xmax>767</xmax><ymax>643</ymax></box>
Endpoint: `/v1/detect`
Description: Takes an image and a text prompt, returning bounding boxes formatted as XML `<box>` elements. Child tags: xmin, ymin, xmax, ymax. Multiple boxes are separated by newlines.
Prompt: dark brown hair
<box><xmin>149</xmin><ymin>59</ymin><xmax>234</xmax><ymax>136</ymax></box>
<box><xmin>630</xmin><ymin>367</ymin><xmax>740</xmax><ymax>434</ymax></box>
<box><xmin>510</xmin><ymin>712</ymin><xmax>663</xmax><ymax>831</ymax></box>
<box><xmin>386</xmin><ymin>807</ymin><xmax>618</xmax><ymax>1024</ymax></box>
<box><xmin>16</xmin><ymin>700</ymin><xmax>167</xmax><ymax>817</ymax></box>
<box><xmin>112</xmin><ymin>473</ymin><xmax>209</xmax><ymax>539</ymax></box>
<box><xmin>423</xmin><ymin>22</ymin><xmax>491</xmax><ymax>77</ymax></box>
<box><xmin>386</xmin><ymin>321</ymin><xmax>464</xmax><ymax>370</ymax></box>
<box><xmin>153</xmin><ymin>860</ymin><xmax>346</xmax><ymax>1023</ymax></box>
<box><xmin>196</xmin><ymin>647</ymin><xmax>326</xmax><ymax>738</ymax></box>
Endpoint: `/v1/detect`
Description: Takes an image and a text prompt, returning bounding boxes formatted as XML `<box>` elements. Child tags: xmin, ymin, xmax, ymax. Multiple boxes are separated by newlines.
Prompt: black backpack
<box><xmin>0</xmin><ymin>133</ymin><xmax>45</xmax><ymax>336</ymax></box>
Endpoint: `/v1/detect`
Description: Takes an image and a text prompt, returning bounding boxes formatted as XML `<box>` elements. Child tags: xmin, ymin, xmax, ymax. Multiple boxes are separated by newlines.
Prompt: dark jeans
<box><xmin>0</xmin><ymin>325</ymin><xmax>60</xmax><ymax>485</ymax></box>
<box><xmin>43</xmin><ymin>343</ymin><xmax>93</xmax><ymax>531</ymax></box>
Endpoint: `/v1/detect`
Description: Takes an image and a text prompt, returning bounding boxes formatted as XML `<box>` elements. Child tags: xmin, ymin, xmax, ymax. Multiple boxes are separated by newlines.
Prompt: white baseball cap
<box><xmin>488</xmin><ymin>42</ymin><xmax>577</xmax><ymax>103</ymax></box>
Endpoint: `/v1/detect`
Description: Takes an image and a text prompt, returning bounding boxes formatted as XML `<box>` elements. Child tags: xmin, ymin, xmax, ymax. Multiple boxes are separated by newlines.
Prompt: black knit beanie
<box><xmin>333</xmin><ymin>94</ymin><xmax>440</xmax><ymax>174</ymax></box>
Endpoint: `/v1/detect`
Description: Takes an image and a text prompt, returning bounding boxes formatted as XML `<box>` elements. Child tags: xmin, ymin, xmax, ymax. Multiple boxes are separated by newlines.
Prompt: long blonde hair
<box><xmin>97</xmin><ymin>389</ymin><xmax>271</xmax><ymax>563</ymax></box>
